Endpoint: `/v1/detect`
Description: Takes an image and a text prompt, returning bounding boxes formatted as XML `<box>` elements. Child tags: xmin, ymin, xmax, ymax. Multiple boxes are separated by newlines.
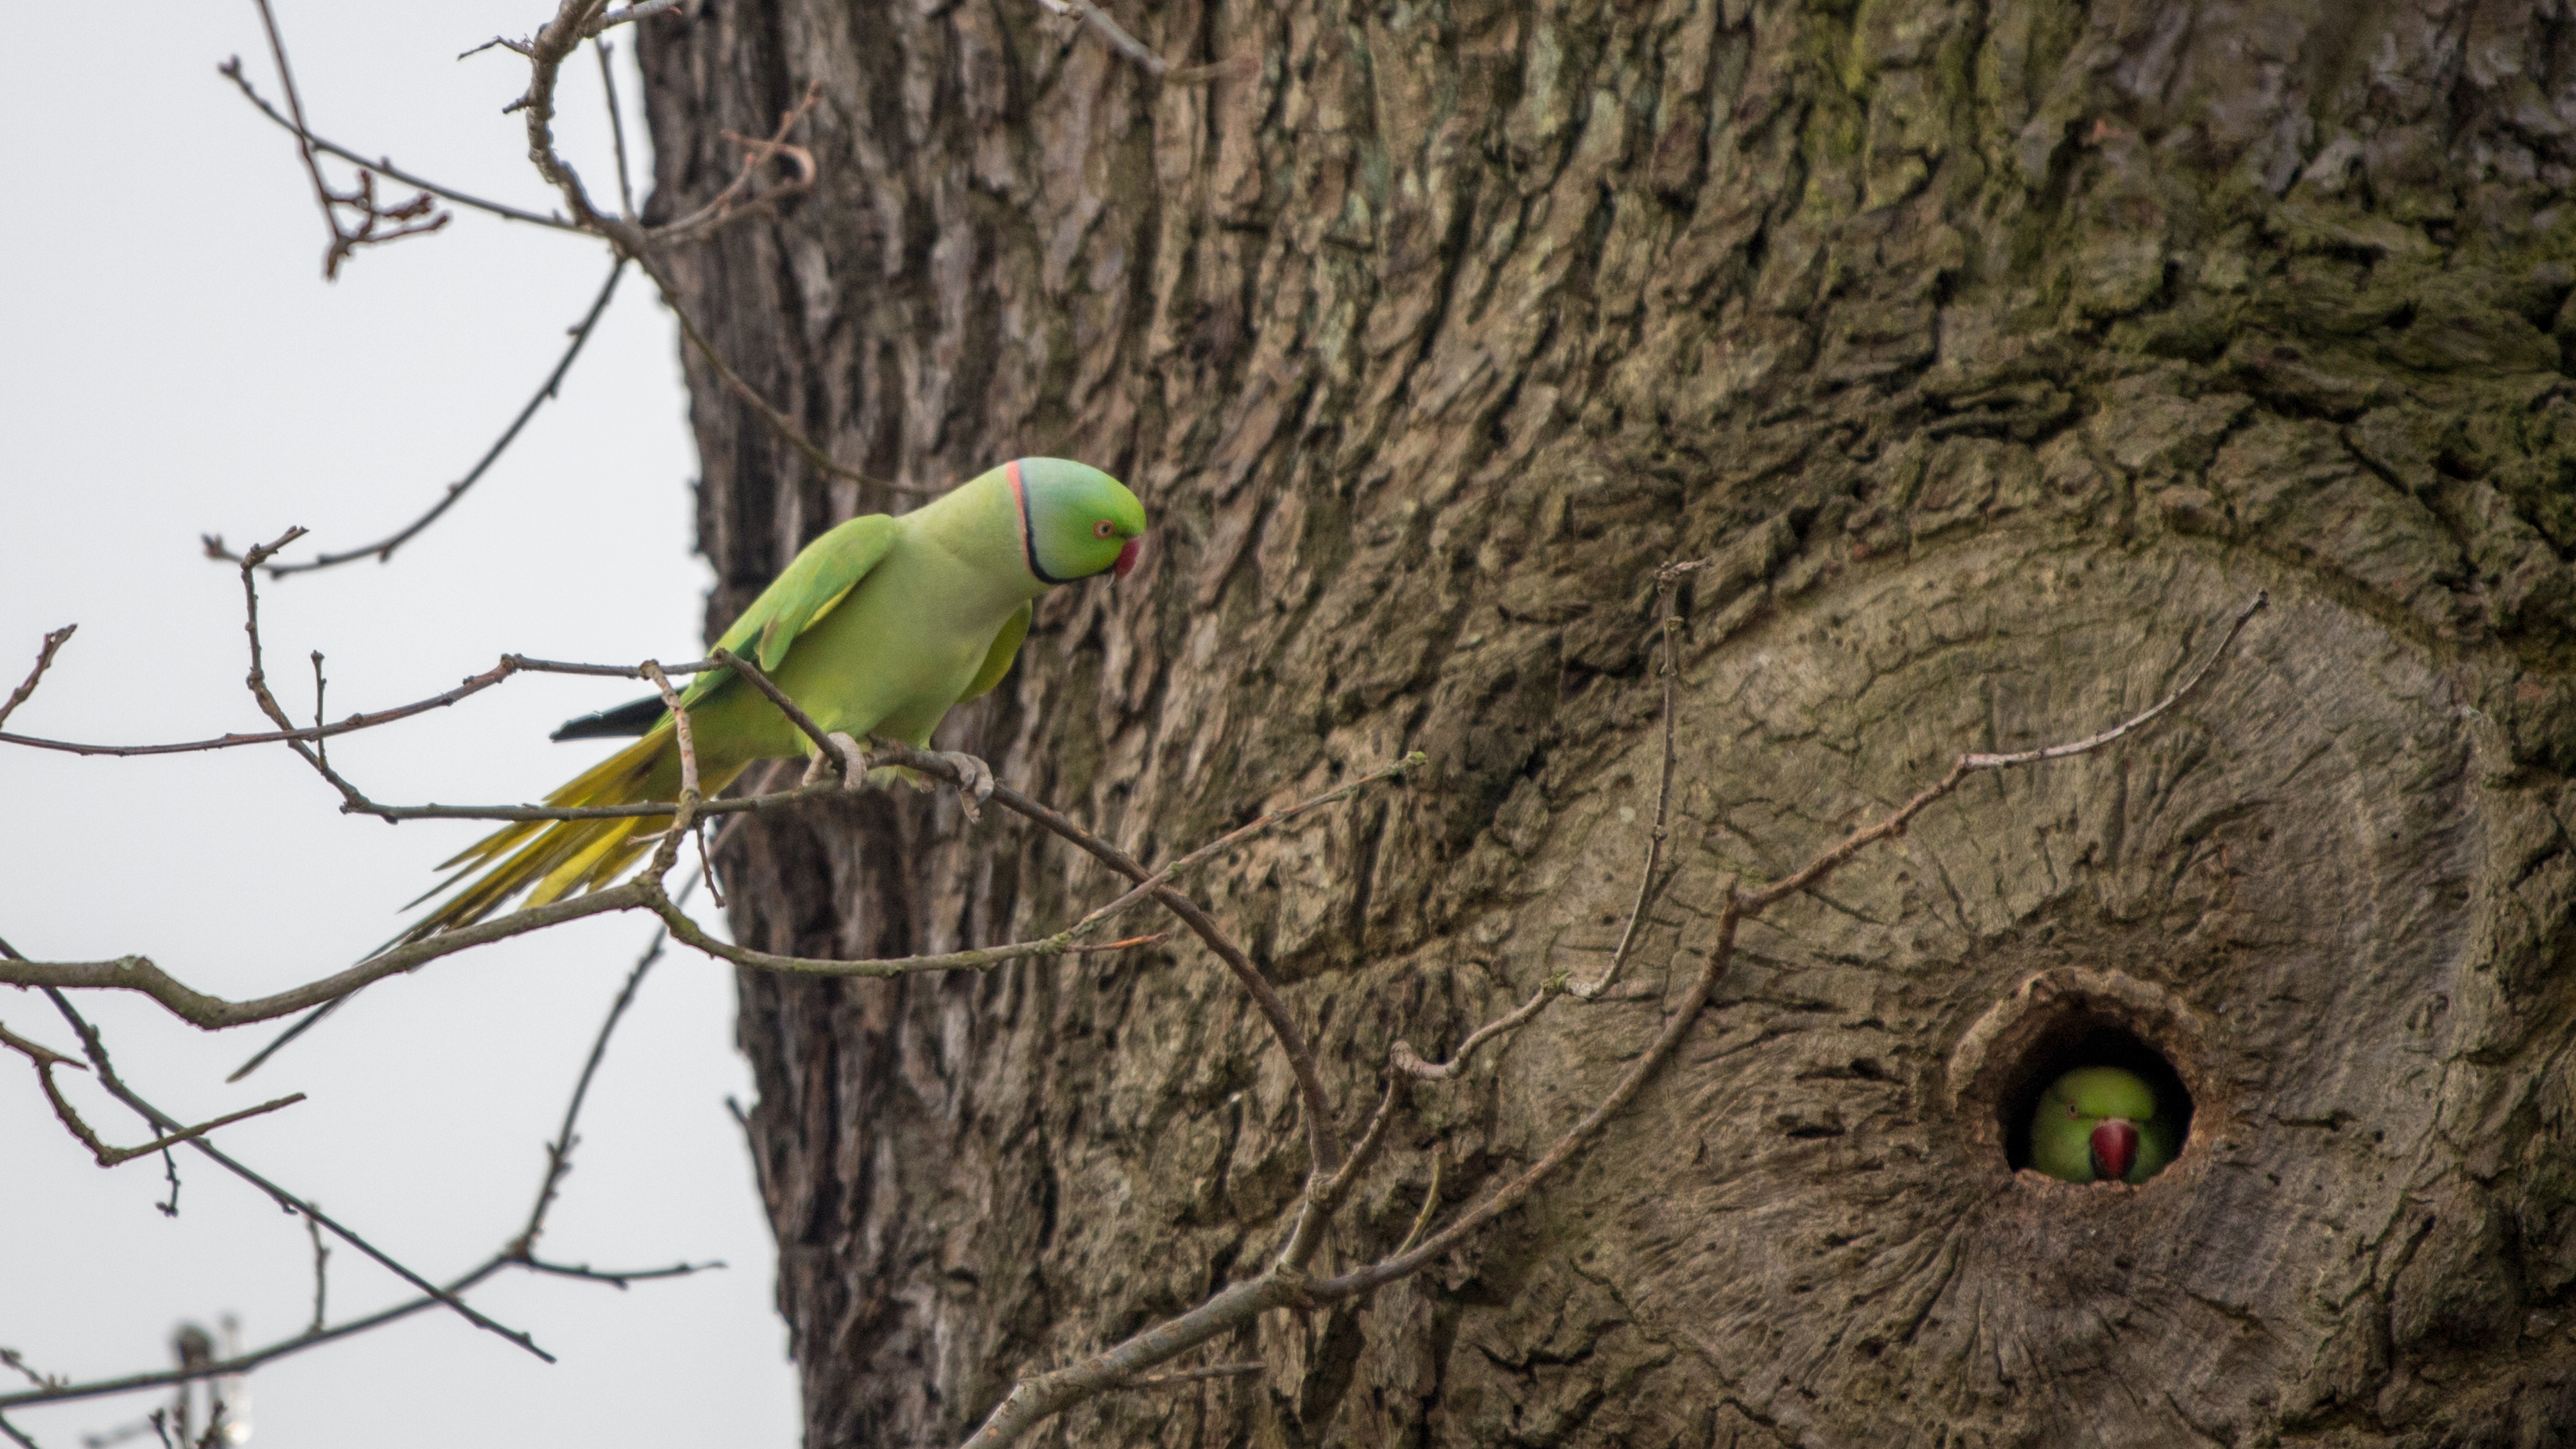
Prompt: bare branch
<box><xmin>0</xmin><ymin>911</ymin><xmax>714</xmax><ymax>1413</ymax></box>
<box><xmin>512</xmin><ymin>0</ymin><xmax>625</xmax><ymax>243</ymax></box>
<box><xmin>239</xmin><ymin>1</ymin><xmax>452</xmax><ymax>276</ymax></box>
<box><xmin>521</xmin><ymin>1255</ymin><xmax>723</xmax><ymax>1288</ymax></box>
<box><xmin>0</xmin><ymin>1019</ymin><xmax>79</xmax><ymax>1070</ymax></box>
<box><xmin>0</xmin><ymin>648</ymin><xmax>714</xmax><ymax>759</ymax></box>
<box><xmin>1391</xmin><ymin>985</ymin><xmax>1557</xmax><ymax>1082</ymax></box>
<box><xmin>0</xmin><ymin>1351</ymin><xmax>59</xmax><ymax>1394</ymax></box>
<box><xmin>904</xmin><ymin>738</ymin><xmax>1349</xmax><ymax>1182</ymax></box>
<box><xmin>595</xmin><ymin>40</ymin><xmax>637</xmax><ymax>221</ymax></box>
<box><xmin>1122</xmin><ymin>1363</ymin><xmax>1262</xmax><ymax>1389</ymax></box>
<box><xmin>38</xmin><ymin>1077</ymin><xmax>305</xmax><ymax>1170</ymax></box>
<box><xmin>11</xmin><ymin>1006</ymin><xmax>305</xmax><ymax>1169</ymax></box>
<box><xmin>0</xmin><ymin>884</ymin><xmax>650</xmax><ymax>1029</ymax></box>
<box><xmin>583</xmin><ymin>0</ymin><xmax>683</xmax><ymax>36</ymax></box>
<box><xmin>1570</xmin><ymin>559</ymin><xmax>1707</xmax><ymax>1001</ymax></box>
<box><xmin>219</xmin><ymin>58</ymin><xmax>584</xmax><ymax>233</ymax></box>
<box><xmin>305</xmin><ymin>1209</ymin><xmax>329</xmax><ymax>1336</ymax></box>
<box><xmin>40</xmin><ymin>991</ymin><xmax>551</xmax><ymax>1363</ymax></box>
<box><xmin>703</xmin><ymin>647</ymin><xmax>845</xmax><ymax>773</ymax></box>
<box><xmin>0</xmin><ymin>627</ymin><xmax>74</xmax><ymax>733</ymax></box>
<box><xmin>1738</xmin><ymin>589</ymin><xmax>2269</xmax><ymax>913</ymax></box>
<box><xmin>207</xmin><ymin>262</ymin><xmax>627</xmax><ymax>577</ymax></box>
<box><xmin>514</xmin><ymin>882</ymin><xmax>684</xmax><ymax>1261</ymax></box>
<box><xmin>1394</xmin><ymin>1145</ymin><xmax>1445</xmax><ymax>1257</ymax></box>
<box><xmin>638</xmin><ymin>258</ymin><xmax>928</xmax><ymax>497</ymax></box>
<box><xmin>647</xmin><ymin>82</ymin><xmax>826</xmax><ymax>250</ymax></box>
<box><xmin>959</xmin><ymin>1270</ymin><xmax>1313</xmax><ymax>1449</ymax></box>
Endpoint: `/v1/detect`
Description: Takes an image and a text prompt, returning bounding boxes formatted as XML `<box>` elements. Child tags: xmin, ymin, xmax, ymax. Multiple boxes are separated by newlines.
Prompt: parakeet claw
<box><xmin>935</xmin><ymin>750</ymin><xmax>996</xmax><ymax>822</ymax></box>
<box><xmin>801</xmin><ymin>732</ymin><xmax>869</xmax><ymax>788</ymax></box>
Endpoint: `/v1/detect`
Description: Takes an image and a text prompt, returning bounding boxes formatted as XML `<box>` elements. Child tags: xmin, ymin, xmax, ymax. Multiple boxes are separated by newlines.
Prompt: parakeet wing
<box><xmin>687</xmin><ymin>514</ymin><xmax>900</xmax><ymax>705</ymax></box>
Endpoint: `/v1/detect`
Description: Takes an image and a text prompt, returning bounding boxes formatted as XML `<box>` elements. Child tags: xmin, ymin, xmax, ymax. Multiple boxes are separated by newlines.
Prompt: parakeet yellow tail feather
<box><xmin>404</xmin><ymin>728</ymin><xmax>744</xmax><ymax>941</ymax></box>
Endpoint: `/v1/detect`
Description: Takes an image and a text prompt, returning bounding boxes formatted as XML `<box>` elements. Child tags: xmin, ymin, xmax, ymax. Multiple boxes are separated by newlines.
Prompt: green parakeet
<box><xmin>233</xmin><ymin>458</ymin><xmax>1144</xmax><ymax>1079</ymax></box>
<box><xmin>2030</xmin><ymin>1065</ymin><xmax>2179</xmax><ymax>1185</ymax></box>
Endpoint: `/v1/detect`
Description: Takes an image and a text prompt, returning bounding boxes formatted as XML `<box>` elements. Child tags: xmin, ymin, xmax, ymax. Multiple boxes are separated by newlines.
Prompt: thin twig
<box><xmin>309</xmin><ymin>652</ymin><xmax>328</xmax><ymax>772</ymax></box>
<box><xmin>240</xmin><ymin>2</ymin><xmax>451</xmax><ymax>276</ymax></box>
<box><xmin>1034</xmin><ymin>0</ymin><xmax>1253</xmax><ymax>84</ymax></box>
<box><xmin>1121</xmin><ymin>1363</ymin><xmax>1262</xmax><ymax>1389</ymax></box>
<box><xmin>0</xmin><ymin>915</ymin><xmax>714</xmax><ymax>1412</ymax></box>
<box><xmin>637</xmin><ymin>257</ymin><xmax>925</xmax><ymax>497</ymax></box>
<box><xmin>304</xmin><ymin>1209</ymin><xmax>329</xmax><ymax>1335</ymax></box>
<box><xmin>595</xmin><ymin>40</ymin><xmax>636</xmax><ymax>221</ymax></box>
<box><xmin>36</xmin><ymin>1077</ymin><xmax>304</xmax><ymax>1169</ymax></box>
<box><xmin>9</xmin><ymin>1011</ymin><xmax>305</xmax><ymax>1169</ymax></box>
<box><xmin>1390</xmin><ymin>986</ymin><xmax>1556</xmax><ymax>1082</ymax></box>
<box><xmin>0</xmin><ymin>649</ymin><xmax>713</xmax><ymax>759</ymax></box>
<box><xmin>514</xmin><ymin>883</ymin><xmax>685</xmax><ymax>1260</ymax></box>
<box><xmin>647</xmin><ymin>82</ymin><xmax>825</xmax><ymax>249</ymax></box>
<box><xmin>40</xmin><ymin>991</ymin><xmax>551</xmax><ymax>1363</ymax></box>
<box><xmin>519</xmin><ymin>1256</ymin><xmax>722</xmax><ymax>1288</ymax></box>
<box><xmin>702</xmin><ymin>647</ymin><xmax>854</xmax><ymax>779</ymax></box>
<box><xmin>1394</xmin><ymin>1145</ymin><xmax>1445</xmax><ymax>1257</ymax></box>
<box><xmin>1738</xmin><ymin>590</ymin><xmax>2269</xmax><ymax>913</ymax></box>
<box><xmin>1571</xmin><ymin>560</ymin><xmax>1706</xmax><ymax>1000</ymax></box>
<box><xmin>512</xmin><ymin>1</ymin><xmax>628</xmax><ymax>243</ymax></box>
<box><xmin>582</xmin><ymin>0</ymin><xmax>683</xmax><ymax>36</ymax></box>
<box><xmin>220</xmin><ymin>60</ymin><xmax>583</xmax><ymax>233</ymax></box>
<box><xmin>206</xmin><ymin>262</ymin><xmax>627</xmax><ymax>577</ymax></box>
<box><xmin>0</xmin><ymin>627</ymin><xmax>74</xmax><ymax>732</ymax></box>
<box><xmin>0</xmin><ymin>1352</ymin><xmax>57</xmax><ymax>1394</ymax></box>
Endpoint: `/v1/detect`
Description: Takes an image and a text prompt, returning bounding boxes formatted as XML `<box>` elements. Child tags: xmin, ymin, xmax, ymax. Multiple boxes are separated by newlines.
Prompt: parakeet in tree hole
<box><xmin>2030</xmin><ymin>1064</ymin><xmax>2180</xmax><ymax>1185</ymax></box>
<box><xmin>233</xmin><ymin>458</ymin><xmax>1145</xmax><ymax>1079</ymax></box>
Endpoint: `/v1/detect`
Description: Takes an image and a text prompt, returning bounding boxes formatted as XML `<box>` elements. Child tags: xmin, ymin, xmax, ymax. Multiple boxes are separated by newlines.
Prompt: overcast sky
<box><xmin>1</xmin><ymin>6</ymin><xmax>802</xmax><ymax>1446</ymax></box>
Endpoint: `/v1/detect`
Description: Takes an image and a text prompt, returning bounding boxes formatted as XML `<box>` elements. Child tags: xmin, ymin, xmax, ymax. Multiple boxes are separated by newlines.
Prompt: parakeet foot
<box><xmin>800</xmin><ymin>732</ymin><xmax>869</xmax><ymax>788</ymax></box>
<box><xmin>933</xmin><ymin>750</ymin><xmax>995</xmax><ymax>822</ymax></box>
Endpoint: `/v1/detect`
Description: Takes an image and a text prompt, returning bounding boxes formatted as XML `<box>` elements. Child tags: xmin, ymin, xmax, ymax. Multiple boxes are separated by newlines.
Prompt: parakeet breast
<box><xmin>768</xmin><ymin>530</ymin><xmax>1036</xmax><ymax>745</ymax></box>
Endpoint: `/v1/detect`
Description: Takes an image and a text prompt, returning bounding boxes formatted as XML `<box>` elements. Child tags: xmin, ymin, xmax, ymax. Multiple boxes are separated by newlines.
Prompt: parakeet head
<box><xmin>2039</xmin><ymin>1065</ymin><xmax>2162</xmax><ymax>1183</ymax></box>
<box><xmin>1009</xmin><ymin>458</ymin><xmax>1147</xmax><ymax>584</ymax></box>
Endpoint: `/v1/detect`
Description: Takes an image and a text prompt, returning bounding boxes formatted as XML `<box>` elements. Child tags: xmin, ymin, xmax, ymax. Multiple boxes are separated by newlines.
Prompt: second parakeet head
<box><xmin>2031</xmin><ymin>1065</ymin><xmax>2178</xmax><ymax>1185</ymax></box>
<box><xmin>1011</xmin><ymin>457</ymin><xmax>1147</xmax><ymax>584</ymax></box>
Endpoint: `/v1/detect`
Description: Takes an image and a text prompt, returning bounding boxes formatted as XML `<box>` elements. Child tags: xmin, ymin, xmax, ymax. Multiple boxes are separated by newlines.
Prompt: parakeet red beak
<box><xmin>1113</xmin><ymin>537</ymin><xmax>1139</xmax><ymax>577</ymax></box>
<box><xmin>2090</xmin><ymin>1119</ymin><xmax>2140</xmax><ymax>1182</ymax></box>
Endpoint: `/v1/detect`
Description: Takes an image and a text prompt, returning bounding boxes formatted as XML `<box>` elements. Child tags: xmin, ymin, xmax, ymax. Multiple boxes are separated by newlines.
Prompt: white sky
<box><xmin>0</xmin><ymin>5</ymin><xmax>801</xmax><ymax>1446</ymax></box>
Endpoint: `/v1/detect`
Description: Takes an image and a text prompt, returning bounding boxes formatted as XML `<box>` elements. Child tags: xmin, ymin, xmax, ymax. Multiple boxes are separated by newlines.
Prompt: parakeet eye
<box><xmin>1094</xmin><ymin>520</ymin><xmax>1115</xmax><ymax>538</ymax></box>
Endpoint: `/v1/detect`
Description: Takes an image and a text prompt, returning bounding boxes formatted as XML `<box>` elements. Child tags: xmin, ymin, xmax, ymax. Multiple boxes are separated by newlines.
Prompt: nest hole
<box><xmin>1994</xmin><ymin>1013</ymin><xmax>2194</xmax><ymax>1175</ymax></box>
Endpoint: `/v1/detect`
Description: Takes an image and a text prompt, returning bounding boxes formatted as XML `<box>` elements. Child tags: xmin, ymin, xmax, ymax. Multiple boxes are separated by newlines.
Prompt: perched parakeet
<box><xmin>233</xmin><ymin>458</ymin><xmax>1145</xmax><ymax>1079</ymax></box>
<box><xmin>2030</xmin><ymin>1065</ymin><xmax>2179</xmax><ymax>1185</ymax></box>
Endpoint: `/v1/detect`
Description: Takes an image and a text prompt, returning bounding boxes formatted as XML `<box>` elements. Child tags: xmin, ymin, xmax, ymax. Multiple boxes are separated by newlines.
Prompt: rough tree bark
<box><xmin>635</xmin><ymin>1</ymin><xmax>2576</xmax><ymax>1444</ymax></box>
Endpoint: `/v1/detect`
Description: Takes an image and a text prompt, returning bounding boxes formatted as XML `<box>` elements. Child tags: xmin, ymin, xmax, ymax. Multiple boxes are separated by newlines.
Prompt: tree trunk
<box><xmin>636</xmin><ymin>1</ymin><xmax>2576</xmax><ymax>1444</ymax></box>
